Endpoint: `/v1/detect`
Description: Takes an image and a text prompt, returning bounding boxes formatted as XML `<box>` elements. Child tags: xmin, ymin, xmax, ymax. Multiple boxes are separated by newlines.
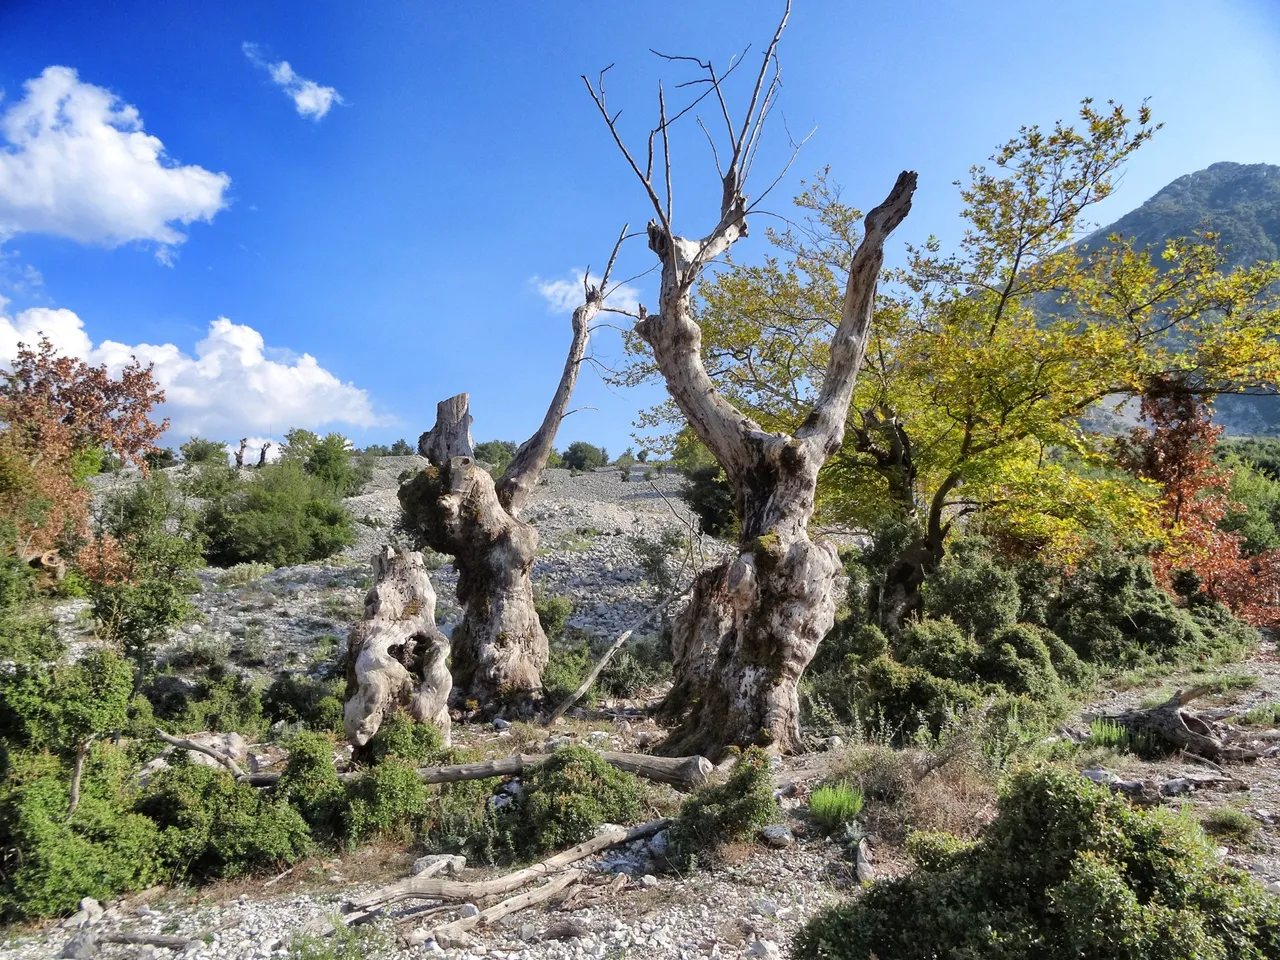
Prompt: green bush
<box><xmin>153</xmin><ymin>669</ymin><xmax>266</xmax><ymax>739</ymax></box>
<box><xmin>474</xmin><ymin>440</ymin><xmax>518</xmax><ymax>474</ymax></box>
<box><xmin>362</xmin><ymin>711</ymin><xmax>447</xmax><ymax>766</ymax></box>
<box><xmin>344</xmin><ymin>759</ymin><xmax>429</xmax><ymax>844</ymax></box>
<box><xmin>280</xmin><ymin>429</ymin><xmax>373</xmax><ymax>498</ymax></box>
<box><xmin>0</xmin><ymin>648</ymin><xmax>134</xmax><ymax>756</ymax></box>
<box><xmin>1049</xmin><ymin>552</ymin><xmax>1257</xmax><ymax>667</ymax></box>
<box><xmin>1220</xmin><ymin>459</ymin><xmax>1280</xmax><ymax>554</ymax></box>
<box><xmin>976</xmin><ymin>623</ymin><xmax>1063</xmax><ymax>702</ymax></box>
<box><xmin>923</xmin><ymin>538</ymin><xmax>1021</xmax><ymax>639</ymax></box>
<box><xmin>665</xmin><ymin>747</ymin><xmax>777</xmax><ymax>867</ymax></box>
<box><xmin>543</xmin><ymin>641</ymin><xmax>592</xmax><ymax>706</ymax></box>
<box><xmin>275</xmin><ymin>732</ymin><xmax>346</xmax><ymax>838</ymax></box>
<box><xmin>534</xmin><ymin>593</ymin><xmax>573</xmax><ymax>642</ymax></box>
<box><xmin>179</xmin><ymin>437</ymin><xmax>228</xmax><ymax>465</ymax></box>
<box><xmin>679</xmin><ymin>465</ymin><xmax>737</xmax><ymax>538</ymax></box>
<box><xmin>507</xmin><ymin>746</ymin><xmax>644</xmax><ymax>857</ymax></box>
<box><xmin>0</xmin><ymin>747</ymin><xmax>165</xmax><ymax>919</ymax></box>
<box><xmin>562</xmin><ymin>441</ymin><xmax>608</xmax><ymax>472</ymax></box>
<box><xmin>199</xmin><ymin>461</ymin><xmax>355</xmax><ymax>567</ymax></box>
<box><xmin>287</xmin><ymin>923</ymin><xmax>394</xmax><ymax>960</ymax></box>
<box><xmin>794</xmin><ymin>766</ymin><xmax>1280</xmax><ymax>960</ymax></box>
<box><xmin>855</xmin><ymin>655</ymin><xmax>984</xmax><ymax>737</ymax></box>
<box><xmin>263</xmin><ymin>673</ymin><xmax>344</xmax><ymax>733</ymax></box>
<box><xmin>905</xmin><ymin>829</ymin><xmax>975</xmax><ymax>872</ymax></box>
<box><xmin>895</xmin><ymin>617</ymin><xmax>978</xmax><ymax>683</ymax></box>
<box><xmin>90</xmin><ymin>471</ymin><xmax>204</xmax><ymax>663</ymax></box>
<box><xmin>139</xmin><ymin>761</ymin><xmax>311</xmax><ymax>879</ymax></box>
<box><xmin>809</xmin><ymin>782</ymin><xmax>864</xmax><ymax>835</ymax></box>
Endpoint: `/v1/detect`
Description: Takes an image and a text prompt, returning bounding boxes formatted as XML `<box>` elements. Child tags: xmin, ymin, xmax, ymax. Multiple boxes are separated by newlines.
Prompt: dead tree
<box><xmin>344</xmin><ymin>546</ymin><xmax>452</xmax><ymax>751</ymax></box>
<box><xmin>399</xmin><ymin>233</ymin><xmax>627</xmax><ymax>714</ymax></box>
<box><xmin>234</xmin><ymin>437</ymin><xmax>248</xmax><ymax>468</ymax></box>
<box><xmin>585</xmin><ymin>2</ymin><xmax>915</xmax><ymax>757</ymax></box>
<box><xmin>257</xmin><ymin>441</ymin><xmax>272</xmax><ymax>467</ymax></box>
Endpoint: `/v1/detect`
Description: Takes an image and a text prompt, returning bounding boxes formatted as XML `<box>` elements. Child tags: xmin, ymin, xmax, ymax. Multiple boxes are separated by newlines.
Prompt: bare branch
<box><xmin>797</xmin><ymin>170</ymin><xmax>918</xmax><ymax>456</ymax></box>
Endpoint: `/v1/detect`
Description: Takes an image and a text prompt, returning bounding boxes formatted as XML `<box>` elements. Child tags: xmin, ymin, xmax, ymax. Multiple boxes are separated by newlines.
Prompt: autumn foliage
<box><xmin>1119</xmin><ymin>379</ymin><xmax>1280</xmax><ymax>628</ymax></box>
<box><xmin>0</xmin><ymin>337</ymin><xmax>166</xmax><ymax>564</ymax></box>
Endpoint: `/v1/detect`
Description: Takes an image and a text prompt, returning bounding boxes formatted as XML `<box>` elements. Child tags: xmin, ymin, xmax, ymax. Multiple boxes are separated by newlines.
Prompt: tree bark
<box><xmin>344</xmin><ymin>546</ymin><xmax>452</xmax><ymax>751</ymax></box>
<box><xmin>642</xmin><ymin>177</ymin><xmax>916</xmax><ymax>757</ymax></box>
<box><xmin>586</xmin><ymin>17</ymin><xmax>915</xmax><ymax>756</ymax></box>
<box><xmin>418</xmin><ymin>394</ymin><xmax>474</xmax><ymax>464</ymax></box>
<box><xmin>400</xmin><ymin>291</ymin><xmax>602</xmax><ymax>713</ymax></box>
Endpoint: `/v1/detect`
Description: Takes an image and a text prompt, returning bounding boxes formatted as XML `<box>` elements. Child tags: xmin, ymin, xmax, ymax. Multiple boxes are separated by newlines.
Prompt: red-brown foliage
<box><xmin>0</xmin><ymin>337</ymin><xmax>166</xmax><ymax>560</ymax></box>
<box><xmin>1119</xmin><ymin>379</ymin><xmax>1280</xmax><ymax>628</ymax></box>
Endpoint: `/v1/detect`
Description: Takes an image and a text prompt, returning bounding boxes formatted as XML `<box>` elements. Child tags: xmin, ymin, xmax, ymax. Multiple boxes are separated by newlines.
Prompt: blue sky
<box><xmin>1</xmin><ymin>0</ymin><xmax>1278</xmax><ymax>457</ymax></box>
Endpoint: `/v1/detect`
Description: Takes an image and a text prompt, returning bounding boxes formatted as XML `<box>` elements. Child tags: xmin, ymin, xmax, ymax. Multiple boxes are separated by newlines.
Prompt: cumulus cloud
<box><xmin>0</xmin><ymin>66</ymin><xmax>230</xmax><ymax>260</ymax></box>
<box><xmin>243</xmin><ymin>43</ymin><xmax>342</xmax><ymax>120</ymax></box>
<box><xmin>534</xmin><ymin>270</ymin><xmax>642</xmax><ymax>315</ymax></box>
<box><xmin>0</xmin><ymin>306</ymin><xmax>385</xmax><ymax>439</ymax></box>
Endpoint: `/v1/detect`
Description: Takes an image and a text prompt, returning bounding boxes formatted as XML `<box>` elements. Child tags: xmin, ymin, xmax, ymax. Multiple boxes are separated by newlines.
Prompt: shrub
<box><xmin>474</xmin><ymin>440</ymin><xmax>518</xmax><ymax>474</ymax></box>
<box><xmin>534</xmin><ymin>593</ymin><xmax>573</xmax><ymax>642</ymax></box>
<box><xmin>344</xmin><ymin>759</ymin><xmax>429</xmax><ymax>844</ymax></box>
<box><xmin>542</xmin><ymin>642</ymin><xmax>592</xmax><ymax>706</ymax></box>
<box><xmin>0</xmin><ymin>747</ymin><xmax>165</xmax><ymax>919</ymax></box>
<box><xmin>1201</xmin><ymin>807</ymin><xmax>1259</xmax><ymax>847</ymax></box>
<box><xmin>275</xmin><ymin>732</ymin><xmax>346</xmax><ymax>838</ymax></box>
<box><xmin>794</xmin><ymin>766</ymin><xmax>1280</xmax><ymax>960</ymax></box>
<box><xmin>1049</xmin><ymin>551</ymin><xmax>1256</xmax><ymax>667</ymax></box>
<box><xmin>0</xmin><ymin>648</ymin><xmax>133</xmax><ymax>756</ymax></box>
<box><xmin>975</xmin><ymin>623</ymin><xmax>1063</xmax><ymax>702</ymax></box>
<box><xmin>263</xmin><ymin>673</ymin><xmax>344</xmax><ymax>733</ymax></box>
<box><xmin>665</xmin><ymin>747</ymin><xmax>777</xmax><ymax>867</ymax></box>
<box><xmin>363</xmin><ymin>711</ymin><xmax>447</xmax><ymax>767</ymax></box>
<box><xmin>199</xmin><ymin>462</ymin><xmax>355</xmax><ymax>568</ymax></box>
<box><xmin>809</xmin><ymin>782</ymin><xmax>864</xmax><ymax>835</ymax></box>
<box><xmin>287</xmin><ymin>923</ymin><xmax>394</xmax><ymax>960</ymax></box>
<box><xmin>508</xmin><ymin>746</ymin><xmax>644</xmax><ymax>857</ymax></box>
<box><xmin>562</xmin><ymin>441</ymin><xmax>608</xmax><ymax>471</ymax></box>
<box><xmin>155</xmin><ymin>670</ymin><xmax>266</xmax><ymax>740</ymax></box>
<box><xmin>90</xmin><ymin>471</ymin><xmax>204</xmax><ymax>663</ymax></box>
<box><xmin>680</xmin><ymin>465</ymin><xmax>737</xmax><ymax>538</ymax></box>
<box><xmin>179</xmin><ymin>437</ymin><xmax>228</xmax><ymax>465</ymax></box>
<box><xmin>923</xmin><ymin>537</ymin><xmax>1021</xmax><ymax>639</ymax></box>
<box><xmin>630</xmin><ymin>528</ymin><xmax>685</xmax><ymax>594</ymax></box>
<box><xmin>138</xmin><ymin>761</ymin><xmax>311</xmax><ymax>880</ymax></box>
<box><xmin>280</xmin><ymin>429</ymin><xmax>374</xmax><ymax>497</ymax></box>
<box><xmin>217</xmin><ymin>562</ymin><xmax>273</xmax><ymax>587</ymax></box>
<box><xmin>895</xmin><ymin>617</ymin><xmax>978</xmax><ymax>683</ymax></box>
<box><xmin>906</xmin><ymin>829</ymin><xmax>975</xmax><ymax>871</ymax></box>
<box><xmin>855</xmin><ymin>656</ymin><xmax>983</xmax><ymax>738</ymax></box>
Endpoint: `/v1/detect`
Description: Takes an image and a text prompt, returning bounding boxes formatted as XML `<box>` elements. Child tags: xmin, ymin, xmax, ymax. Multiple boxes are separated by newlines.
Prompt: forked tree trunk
<box><xmin>344</xmin><ymin>546</ymin><xmax>452</xmax><ymax>750</ymax></box>
<box><xmin>586</xmin><ymin>13</ymin><xmax>917</xmax><ymax>756</ymax></box>
<box><xmin>401</xmin><ymin>272</ymin><xmax>615</xmax><ymax>713</ymax></box>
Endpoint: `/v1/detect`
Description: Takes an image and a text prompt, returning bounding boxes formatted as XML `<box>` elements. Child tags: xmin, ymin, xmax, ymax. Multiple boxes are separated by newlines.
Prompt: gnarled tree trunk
<box><xmin>344</xmin><ymin>546</ymin><xmax>452</xmax><ymax>751</ymax></box>
<box><xmin>400</xmin><ymin>252</ymin><xmax>622</xmax><ymax>713</ymax></box>
<box><xmin>587</xmin><ymin>10</ymin><xmax>916</xmax><ymax>757</ymax></box>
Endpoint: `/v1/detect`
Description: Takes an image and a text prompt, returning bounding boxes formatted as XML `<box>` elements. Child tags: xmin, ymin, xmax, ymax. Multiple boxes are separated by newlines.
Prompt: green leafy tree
<box><xmin>179</xmin><ymin>437</ymin><xmax>228</xmax><ymax>465</ymax></box>
<box><xmin>474</xmin><ymin>439</ymin><xmax>519</xmax><ymax>474</ymax></box>
<box><xmin>281</xmin><ymin>429</ymin><xmax>372</xmax><ymax>497</ymax></box>
<box><xmin>199</xmin><ymin>461</ymin><xmax>355</xmax><ymax>567</ymax></box>
<box><xmin>562</xmin><ymin>441</ymin><xmax>608</xmax><ymax>471</ymax></box>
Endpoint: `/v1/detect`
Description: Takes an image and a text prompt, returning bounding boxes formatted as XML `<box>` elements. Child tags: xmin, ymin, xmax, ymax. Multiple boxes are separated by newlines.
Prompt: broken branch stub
<box><xmin>344</xmin><ymin>546</ymin><xmax>452</xmax><ymax>750</ymax></box>
<box><xmin>418</xmin><ymin>393</ymin><xmax>474</xmax><ymax>465</ymax></box>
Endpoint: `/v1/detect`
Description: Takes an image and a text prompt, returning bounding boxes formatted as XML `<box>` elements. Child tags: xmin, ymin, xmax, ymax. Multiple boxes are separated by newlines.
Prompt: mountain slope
<box><xmin>1087</xmin><ymin>162</ymin><xmax>1280</xmax><ymax>434</ymax></box>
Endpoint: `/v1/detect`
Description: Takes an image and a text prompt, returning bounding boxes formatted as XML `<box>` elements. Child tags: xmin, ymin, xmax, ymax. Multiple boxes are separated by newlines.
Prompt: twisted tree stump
<box><xmin>344</xmin><ymin>546</ymin><xmax>452</xmax><ymax>750</ymax></box>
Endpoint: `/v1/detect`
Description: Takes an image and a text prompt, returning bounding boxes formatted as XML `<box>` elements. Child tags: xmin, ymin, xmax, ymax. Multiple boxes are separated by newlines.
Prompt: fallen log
<box><xmin>411</xmin><ymin>870</ymin><xmax>583</xmax><ymax>947</ymax></box>
<box><xmin>347</xmin><ymin>817</ymin><xmax>669</xmax><ymax>918</ymax></box>
<box><xmin>1107</xmin><ymin>688</ymin><xmax>1266</xmax><ymax>762</ymax></box>
<box><xmin>153</xmin><ymin>729</ymin><xmax>248</xmax><ymax>780</ymax></box>
<box><xmin>249</xmin><ymin>750</ymin><xmax>712</xmax><ymax>792</ymax></box>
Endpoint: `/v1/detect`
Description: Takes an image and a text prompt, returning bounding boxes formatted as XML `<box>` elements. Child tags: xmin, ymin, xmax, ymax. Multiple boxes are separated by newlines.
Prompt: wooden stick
<box><xmin>544</xmin><ymin>589</ymin><xmax>687</xmax><ymax>725</ymax></box>
<box><xmin>249</xmin><ymin>750</ymin><xmax>711</xmax><ymax>792</ymax></box>
<box><xmin>409</xmin><ymin>870</ymin><xmax>584</xmax><ymax>947</ymax></box>
<box><xmin>349</xmin><ymin>818</ymin><xmax>669</xmax><ymax>916</ymax></box>
<box><xmin>153</xmin><ymin>729</ymin><xmax>248</xmax><ymax>780</ymax></box>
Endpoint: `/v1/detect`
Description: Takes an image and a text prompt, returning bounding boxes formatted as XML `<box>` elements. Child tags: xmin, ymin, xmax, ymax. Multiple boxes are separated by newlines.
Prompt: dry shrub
<box><xmin>830</xmin><ymin>743</ymin><xmax>997</xmax><ymax>846</ymax></box>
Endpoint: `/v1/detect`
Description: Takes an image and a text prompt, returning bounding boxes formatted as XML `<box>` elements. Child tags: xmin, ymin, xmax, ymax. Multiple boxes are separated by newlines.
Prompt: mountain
<box><xmin>1087</xmin><ymin>162</ymin><xmax>1280</xmax><ymax>434</ymax></box>
<box><xmin>1086</xmin><ymin>161</ymin><xmax>1280</xmax><ymax>268</ymax></box>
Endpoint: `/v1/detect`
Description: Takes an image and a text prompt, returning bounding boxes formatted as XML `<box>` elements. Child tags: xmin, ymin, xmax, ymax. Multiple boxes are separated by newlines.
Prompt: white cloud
<box><xmin>534</xmin><ymin>270</ymin><xmax>642</xmax><ymax>315</ymax></box>
<box><xmin>243</xmin><ymin>43</ymin><xmax>342</xmax><ymax>120</ymax></box>
<box><xmin>0</xmin><ymin>306</ymin><xmax>385</xmax><ymax>439</ymax></box>
<box><xmin>0</xmin><ymin>66</ymin><xmax>230</xmax><ymax>261</ymax></box>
